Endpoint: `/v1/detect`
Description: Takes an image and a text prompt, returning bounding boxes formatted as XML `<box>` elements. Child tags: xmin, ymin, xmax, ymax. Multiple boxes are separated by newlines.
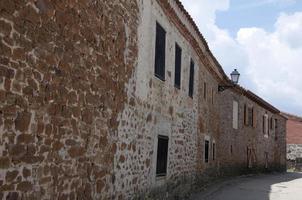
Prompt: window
<box><xmin>205</xmin><ymin>140</ymin><xmax>209</xmax><ymax>163</ymax></box>
<box><xmin>211</xmin><ymin>89</ymin><xmax>214</xmax><ymax>105</ymax></box>
<box><xmin>248</xmin><ymin>107</ymin><xmax>253</xmax><ymax>126</ymax></box>
<box><xmin>270</xmin><ymin>117</ymin><xmax>273</xmax><ymax>130</ymax></box>
<box><xmin>188</xmin><ymin>59</ymin><xmax>194</xmax><ymax>98</ymax></box>
<box><xmin>275</xmin><ymin>119</ymin><xmax>278</xmax><ymax>130</ymax></box>
<box><xmin>154</xmin><ymin>22</ymin><xmax>166</xmax><ymax>80</ymax></box>
<box><xmin>230</xmin><ymin>145</ymin><xmax>233</xmax><ymax>155</ymax></box>
<box><xmin>174</xmin><ymin>43</ymin><xmax>182</xmax><ymax>89</ymax></box>
<box><xmin>275</xmin><ymin>119</ymin><xmax>278</xmax><ymax>140</ymax></box>
<box><xmin>212</xmin><ymin>142</ymin><xmax>216</xmax><ymax>161</ymax></box>
<box><xmin>203</xmin><ymin>82</ymin><xmax>207</xmax><ymax>99</ymax></box>
<box><xmin>244</xmin><ymin>104</ymin><xmax>256</xmax><ymax>127</ymax></box>
<box><xmin>233</xmin><ymin>101</ymin><xmax>239</xmax><ymax>129</ymax></box>
<box><xmin>263</xmin><ymin>114</ymin><xmax>269</xmax><ymax>137</ymax></box>
<box><xmin>156</xmin><ymin>135</ymin><xmax>169</xmax><ymax>176</ymax></box>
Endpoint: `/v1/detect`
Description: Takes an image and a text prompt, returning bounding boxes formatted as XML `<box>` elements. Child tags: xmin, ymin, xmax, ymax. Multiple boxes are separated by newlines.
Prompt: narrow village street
<box><xmin>191</xmin><ymin>172</ymin><xmax>302</xmax><ymax>200</ymax></box>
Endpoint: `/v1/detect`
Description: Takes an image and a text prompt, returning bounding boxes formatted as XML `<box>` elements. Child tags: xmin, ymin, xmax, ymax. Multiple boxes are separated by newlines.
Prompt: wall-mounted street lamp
<box><xmin>218</xmin><ymin>69</ymin><xmax>240</xmax><ymax>92</ymax></box>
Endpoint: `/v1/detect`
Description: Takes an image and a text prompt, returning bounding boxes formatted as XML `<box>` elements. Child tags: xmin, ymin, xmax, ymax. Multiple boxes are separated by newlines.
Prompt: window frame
<box><xmin>204</xmin><ymin>139</ymin><xmax>210</xmax><ymax>163</ymax></box>
<box><xmin>233</xmin><ymin>101</ymin><xmax>239</xmax><ymax>129</ymax></box>
<box><xmin>188</xmin><ymin>59</ymin><xmax>195</xmax><ymax>98</ymax></box>
<box><xmin>263</xmin><ymin>114</ymin><xmax>269</xmax><ymax>138</ymax></box>
<box><xmin>212</xmin><ymin>142</ymin><xmax>216</xmax><ymax>161</ymax></box>
<box><xmin>154</xmin><ymin>22</ymin><xmax>166</xmax><ymax>81</ymax></box>
<box><xmin>156</xmin><ymin>135</ymin><xmax>169</xmax><ymax>177</ymax></box>
<box><xmin>174</xmin><ymin>42</ymin><xmax>182</xmax><ymax>89</ymax></box>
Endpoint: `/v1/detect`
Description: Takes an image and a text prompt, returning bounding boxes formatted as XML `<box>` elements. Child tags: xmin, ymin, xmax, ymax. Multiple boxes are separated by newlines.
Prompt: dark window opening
<box><xmin>205</xmin><ymin>140</ymin><xmax>209</xmax><ymax>163</ymax></box>
<box><xmin>231</xmin><ymin>145</ymin><xmax>233</xmax><ymax>155</ymax></box>
<box><xmin>174</xmin><ymin>43</ymin><xmax>182</xmax><ymax>89</ymax></box>
<box><xmin>156</xmin><ymin>135</ymin><xmax>169</xmax><ymax>177</ymax></box>
<box><xmin>275</xmin><ymin>119</ymin><xmax>278</xmax><ymax>140</ymax></box>
<box><xmin>154</xmin><ymin>22</ymin><xmax>166</xmax><ymax>80</ymax></box>
<box><xmin>263</xmin><ymin>115</ymin><xmax>265</xmax><ymax>134</ymax></box>
<box><xmin>248</xmin><ymin>107</ymin><xmax>253</xmax><ymax>126</ymax></box>
<box><xmin>212</xmin><ymin>143</ymin><xmax>216</xmax><ymax>161</ymax></box>
<box><xmin>211</xmin><ymin>89</ymin><xmax>214</xmax><ymax>105</ymax></box>
<box><xmin>189</xmin><ymin>59</ymin><xmax>195</xmax><ymax>98</ymax></box>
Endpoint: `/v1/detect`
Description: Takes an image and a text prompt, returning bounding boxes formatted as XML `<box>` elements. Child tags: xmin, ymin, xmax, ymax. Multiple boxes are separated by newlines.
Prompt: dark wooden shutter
<box><xmin>189</xmin><ymin>59</ymin><xmax>194</xmax><ymax>98</ymax></box>
<box><xmin>205</xmin><ymin>140</ymin><xmax>209</xmax><ymax>163</ymax></box>
<box><xmin>244</xmin><ymin>104</ymin><xmax>248</xmax><ymax>125</ymax></box>
<box><xmin>154</xmin><ymin>22</ymin><xmax>166</xmax><ymax>80</ymax></box>
<box><xmin>212</xmin><ymin>143</ymin><xmax>216</xmax><ymax>161</ymax></box>
<box><xmin>263</xmin><ymin>115</ymin><xmax>265</xmax><ymax>134</ymax></box>
<box><xmin>174</xmin><ymin>43</ymin><xmax>182</xmax><ymax>89</ymax></box>
<box><xmin>156</xmin><ymin>135</ymin><xmax>169</xmax><ymax>176</ymax></box>
<box><xmin>252</xmin><ymin>108</ymin><xmax>257</xmax><ymax>128</ymax></box>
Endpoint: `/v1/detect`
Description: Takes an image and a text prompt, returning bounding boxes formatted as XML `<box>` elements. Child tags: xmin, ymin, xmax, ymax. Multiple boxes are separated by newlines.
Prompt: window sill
<box><xmin>155</xmin><ymin>74</ymin><xmax>165</xmax><ymax>82</ymax></box>
<box><xmin>156</xmin><ymin>174</ymin><xmax>167</xmax><ymax>180</ymax></box>
<box><xmin>174</xmin><ymin>85</ymin><xmax>181</xmax><ymax>90</ymax></box>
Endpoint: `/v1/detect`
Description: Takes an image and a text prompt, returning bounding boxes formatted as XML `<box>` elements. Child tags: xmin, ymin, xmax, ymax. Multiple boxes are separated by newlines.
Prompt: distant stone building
<box><xmin>282</xmin><ymin>113</ymin><xmax>302</xmax><ymax>165</ymax></box>
<box><xmin>0</xmin><ymin>0</ymin><xmax>286</xmax><ymax>199</ymax></box>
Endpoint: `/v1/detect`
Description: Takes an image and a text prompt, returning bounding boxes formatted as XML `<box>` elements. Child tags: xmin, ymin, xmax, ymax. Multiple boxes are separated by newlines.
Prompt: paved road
<box><xmin>191</xmin><ymin>172</ymin><xmax>302</xmax><ymax>200</ymax></box>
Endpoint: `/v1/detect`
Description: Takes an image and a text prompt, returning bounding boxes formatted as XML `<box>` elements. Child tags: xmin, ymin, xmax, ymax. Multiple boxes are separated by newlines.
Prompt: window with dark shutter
<box><xmin>174</xmin><ymin>43</ymin><xmax>182</xmax><ymax>89</ymax></box>
<box><xmin>205</xmin><ymin>140</ymin><xmax>209</xmax><ymax>163</ymax></box>
<box><xmin>189</xmin><ymin>59</ymin><xmax>194</xmax><ymax>98</ymax></box>
<box><xmin>156</xmin><ymin>135</ymin><xmax>169</xmax><ymax>176</ymax></box>
<box><xmin>248</xmin><ymin>107</ymin><xmax>253</xmax><ymax>126</ymax></box>
<box><xmin>154</xmin><ymin>22</ymin><xmax>166</xmax><ymax>80</ymax></box>
<box><xmin>212</xmin><ymin>142</ymin><xmax>216</xmax><ymax>161</ymax></box>
<box><xmin>244</xmin><ymin>104</ymin><xmax>247</xmax><ymax>125</ymax></box>
<box><xmin>275</xmin><ymin>119</ymin><xmax>278</xmax><ymax>140</ymax></box>
<box><xmin>263</xmin><ymin>115</ymin><xmax>265</xmax><ymax>134</ymax></box>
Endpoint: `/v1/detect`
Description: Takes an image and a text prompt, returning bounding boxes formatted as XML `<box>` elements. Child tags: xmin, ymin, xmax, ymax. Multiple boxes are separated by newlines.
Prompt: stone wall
<box><xmin>218</xmin><ymin>90</ymin><xmax>287</xmax><ymax>175</ymax></box>
<box><xmin>0</xmin><ymin>0</ymin><xmax>287</xmax><ymax>199</ymax></box>
<box><xmin>0</xmin><ymin>0</ymin><xmax>139</xmax><ymax>199</ymax></box>
<box><xmin>287</xmin><ymin>144</ymin><xmax>302</xmax><ymax>161</ymax></box>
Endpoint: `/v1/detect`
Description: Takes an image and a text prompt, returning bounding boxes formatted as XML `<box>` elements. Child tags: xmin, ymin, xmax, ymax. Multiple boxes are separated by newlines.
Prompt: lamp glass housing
<box><xmin>230</xmin><ymin>69</ymin><xmax>240</xmax><ymax>84</ymax></box>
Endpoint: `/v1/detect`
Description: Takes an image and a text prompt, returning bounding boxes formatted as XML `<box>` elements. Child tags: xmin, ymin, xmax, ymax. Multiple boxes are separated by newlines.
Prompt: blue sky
<box><xmin>217</xmin><ymin>0</ymin><xmax>302</xmax><ymax>37</ymax></box>
<box><xmin>180</xmin><ymin>0</ymin><xmax>302</xmax><ymax>116</ymax></box>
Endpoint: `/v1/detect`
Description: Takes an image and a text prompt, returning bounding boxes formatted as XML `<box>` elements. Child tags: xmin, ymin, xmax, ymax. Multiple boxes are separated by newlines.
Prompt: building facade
<box><xmin>0</xmin><ymin>0</ymin><xmax>286</xmax><ymax>199</ymax></box>
<box><xmin>283</xmin><ymin>113</ymin><xmax>302</xmax><ymax>168</ymax></box>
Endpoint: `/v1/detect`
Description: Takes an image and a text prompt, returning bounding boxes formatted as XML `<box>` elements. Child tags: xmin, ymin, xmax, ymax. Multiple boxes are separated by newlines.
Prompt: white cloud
<box><xmin>180</xmin><ymin>0</ymin><xmax>302</xmax><ymax>115</ymax></box>
<box><xmin>180</xmin><ymin>0</ymin><xmax>246</xmax><ymax>76</ymax></box>
<box><xmin>180</xmin><ymin>0</ymin><xmax>229</xmax><ymax>37</ymax></box>
<box><xmin>237</xmin><ymin>12</ymin><xmax>302</xmax><ymax>113</ymax></box>
<box><xmin>232</xmin><ymin>0</ymin><xmax>296</xmax><ymax>10</ymax></box>
<box><xmin>275</xmin><ymin>12</ymin><xmax>302</xmax><ymax>48</ymax></box>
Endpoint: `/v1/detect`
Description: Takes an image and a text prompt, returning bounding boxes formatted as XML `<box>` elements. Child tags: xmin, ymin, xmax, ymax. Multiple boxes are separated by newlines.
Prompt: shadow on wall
<box><xmin>191</xmin><ymin>172</ymin><xmax>302</xmax><ymax>200</ymax></box>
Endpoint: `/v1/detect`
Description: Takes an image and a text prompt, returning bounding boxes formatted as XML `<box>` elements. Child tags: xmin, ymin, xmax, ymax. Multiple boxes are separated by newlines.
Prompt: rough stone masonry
<box><xmin>0</xmin><ymin>0</ymin><xmax>286</xmax><ymax>200</ymax></box>
<box><xmin>0</xmin><ymin>0</ymin><xmax>139</xmax><ymax>199</ymax></box>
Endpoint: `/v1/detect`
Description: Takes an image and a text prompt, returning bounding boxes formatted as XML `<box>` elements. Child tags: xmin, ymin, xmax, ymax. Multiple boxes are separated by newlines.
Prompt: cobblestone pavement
<box><xmin>191</xmin><ymin>172</ymin><xmax>302</xmax><ymax>200</ymax></box>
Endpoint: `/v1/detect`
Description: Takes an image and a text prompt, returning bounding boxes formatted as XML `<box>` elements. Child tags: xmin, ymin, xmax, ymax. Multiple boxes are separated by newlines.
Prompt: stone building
<box><xmin>282</xmin><ymin>113</ymin><xmax>302</xmax><ymax>167</ymax></box>
<box><xmin>0</xmin><ymin>0</ymin><xmax>286</xmax><ymax>199</ymax></box>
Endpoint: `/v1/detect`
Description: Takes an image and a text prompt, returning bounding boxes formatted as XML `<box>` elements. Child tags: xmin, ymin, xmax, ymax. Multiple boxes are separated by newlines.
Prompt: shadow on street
<box><xmin>191</xmin><ymin>172</ymin><xmax>302</xmax><ymax>200</ymax></box>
